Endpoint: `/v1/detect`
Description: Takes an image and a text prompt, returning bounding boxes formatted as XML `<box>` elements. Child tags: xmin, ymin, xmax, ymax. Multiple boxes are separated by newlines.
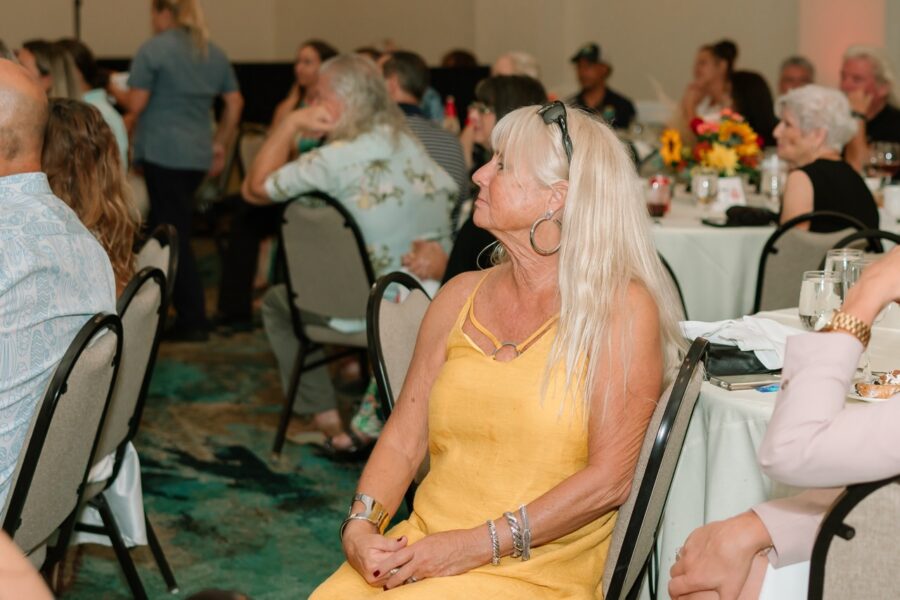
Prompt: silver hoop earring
<box><xmin>529</xmin><ymin>210</ymin><xmax>562</xmax><ymax>256</ymax></box>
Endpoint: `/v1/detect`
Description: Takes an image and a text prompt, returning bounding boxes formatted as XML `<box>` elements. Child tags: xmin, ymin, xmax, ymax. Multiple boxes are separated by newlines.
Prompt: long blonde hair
<box><xmin>154</xmin><ymin>0</ymin><xmax>209</xmax><ymax>54</ymax></box>
<box><xmin>491</xmin><ymin>105</ymin><xmax>685</xmax><ymax>416</ymax></box>
<box><xmin>43</xmin><ymin>99</ymin><xmax>139</xmax><ymax>295</ymax></box>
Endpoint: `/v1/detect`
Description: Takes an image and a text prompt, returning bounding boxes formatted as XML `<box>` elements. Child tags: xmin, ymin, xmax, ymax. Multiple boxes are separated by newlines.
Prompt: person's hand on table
<box><xmin>402</xmin><ymin>239</ymin><xmax>448</xmax><ymax>281</ymax></box>
<box><xmin>342</xmin><ymin>519</ymin><xmax>408</xmax><ymax>586</ymax></box>
<box><xmin>669</xmin><ymin>511</ymin><xmax>772</xmax><ymax>600</ymax></box>
<box><xmin>373</xmin><ymin>527</ymin><xmax>490</xmax><ymax>589</ymax></box>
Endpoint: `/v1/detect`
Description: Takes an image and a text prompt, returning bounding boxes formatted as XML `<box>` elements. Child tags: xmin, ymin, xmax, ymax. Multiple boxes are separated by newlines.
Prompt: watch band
<box><xmin>822</xmin><ymin>310</ymin><xmax>871</xmax><ymax>348</ymax></box>
<box><xmin>339</xmin><ymin>493</ymin><xmax>390</xmax><ymax>541</ymax></box>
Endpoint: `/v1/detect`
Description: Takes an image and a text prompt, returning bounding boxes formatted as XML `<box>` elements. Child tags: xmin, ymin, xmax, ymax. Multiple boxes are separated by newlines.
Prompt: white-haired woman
<box><xmin>308</xmin><ymin>102</ymin><xmax>684</xmax><ymax>598</ymax></box>
<box><xmin>243</xmin><ymin>54</ymin><xmax>458</xmax><ymax>453</ymax></box>
<box><xmin>775</xmin><ymin>84</ymin><xmax>879</xmax><ymax>232</ymax></box>
<box><xmin>491</xmin><ymin>51</ymin><xmax>541</xmax><ymax>79</ymax></box>
<box><xmin>126</xmin><ymin>0</ymin><xmax>244</xmax><ymax>341</ymax></box>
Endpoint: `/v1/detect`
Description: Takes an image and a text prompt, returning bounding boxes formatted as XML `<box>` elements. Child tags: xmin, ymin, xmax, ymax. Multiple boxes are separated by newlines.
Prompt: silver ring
<box><xmin>388</xmin><ymin>567</ymin><xmax>400</xmax><ymax>577</ymax></box>
<box><xmin>405</xmin><ymin>575</ymin><xmax>418</xmax><ymax>584</ymax></box>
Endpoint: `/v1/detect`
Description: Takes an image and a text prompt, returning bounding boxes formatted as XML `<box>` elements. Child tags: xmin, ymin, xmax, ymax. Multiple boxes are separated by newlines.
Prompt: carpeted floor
<box><xmin>65</xmin><ymin>242</ymin><xmax>377</xmax><ymax>599</ymax></box>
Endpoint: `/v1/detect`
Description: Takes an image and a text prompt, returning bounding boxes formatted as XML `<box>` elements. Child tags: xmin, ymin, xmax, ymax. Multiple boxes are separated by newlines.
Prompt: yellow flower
<box><xmin>660</xmin><ymin>129</ymin><xmax>683</xmax><ymax>166</ymax></box>
<box><xmin>702</xmin><ymin>143</ymin><xmax>739</xmax><ymax>175</ymax></box>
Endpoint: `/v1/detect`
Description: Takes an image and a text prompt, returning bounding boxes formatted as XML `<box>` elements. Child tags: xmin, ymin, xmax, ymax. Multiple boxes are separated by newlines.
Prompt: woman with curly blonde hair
<box><xmin>42</xmin><ymin>99</ymin><xmax>139</xmax><ymax>296</ymax></box>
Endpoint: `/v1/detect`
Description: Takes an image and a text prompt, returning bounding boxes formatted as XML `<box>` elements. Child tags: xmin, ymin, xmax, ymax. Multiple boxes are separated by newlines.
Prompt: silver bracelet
<box><xmin>486</xmin><ymin>520</ymin><xmax>500</xmax><ymax>566</ymax></box>
<box><xmin>503</xmin><ymin>512</ymin><xmax>523</xmax><ymax>558</ymax></box>
<box><xmin>518</xmin><ymin>504</ymin><xmax>531</xmax><ymax>561</ymax></box>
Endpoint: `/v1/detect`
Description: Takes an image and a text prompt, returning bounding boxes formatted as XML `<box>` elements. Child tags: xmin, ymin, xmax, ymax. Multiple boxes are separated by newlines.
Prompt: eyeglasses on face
<box><xmin>537</xmin><ymin>100</ymin><xmax>573</xmax><ymax>164</ymax></box>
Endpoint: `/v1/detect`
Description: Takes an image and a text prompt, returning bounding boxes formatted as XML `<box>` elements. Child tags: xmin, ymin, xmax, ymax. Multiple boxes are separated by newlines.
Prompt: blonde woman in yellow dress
<box><xmin>311</xmin><ymin>102</ymin><xmax>685</xmax><ymax>598</ymax></box>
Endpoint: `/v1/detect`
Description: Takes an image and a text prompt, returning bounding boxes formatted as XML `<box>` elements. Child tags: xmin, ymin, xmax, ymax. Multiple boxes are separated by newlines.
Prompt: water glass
<box><xmin>824</xmin><ymin>248</ymin><xmax>864</xmax><ymax>299</ymax></box>
<box><xmin>798</xmin><ymin>270</ymin><xmax>842</xmax><ymax>330</ymax></box>
<box><xmin>692</xmin><ymin>169</ymin><xmax>718</xmax><ymax>209</ymax></box>
<box><xmin>760</xmin><ymin>162</ymin><xmax>788</xmax><ymax>211</ymax></box>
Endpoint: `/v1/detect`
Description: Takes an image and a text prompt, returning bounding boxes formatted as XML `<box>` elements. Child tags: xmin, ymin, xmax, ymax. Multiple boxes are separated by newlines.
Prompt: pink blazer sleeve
<box><xmin>757</xmin><ymin>332</ymin><xmax>900</xmax><ymax>487</ymax></box>
<box><xmin>751</xmin><ymin>488</ymin><xmax>842</xmax><ymax>567</ymax></box>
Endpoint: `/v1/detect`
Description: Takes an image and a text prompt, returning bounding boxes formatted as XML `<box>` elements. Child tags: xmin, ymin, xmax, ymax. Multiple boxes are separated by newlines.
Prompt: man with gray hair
<box><xmin>0</xmin><ymin>58</ymin><xmax>115</xmax><ymax>507</ymax></box>
<box><xmin>778</xmin><ymin>55</ymin><xmax>814</xmax><ymax>94</ymax></box>
<box><xmin>840</xmin><ymin>45</ymin><xmax>900</xmax><ymax>160</ymax></box>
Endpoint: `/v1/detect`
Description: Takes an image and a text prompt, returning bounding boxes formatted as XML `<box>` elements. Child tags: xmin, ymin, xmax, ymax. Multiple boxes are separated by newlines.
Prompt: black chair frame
<box><xmin>271</xmin><ymin>193</ymin><xmax>376</xmax><ymax>456</ymax></box>
<box><xmin>831</xmin><ymin>228</ymin><xmax>899</xmax><ymax>254</ymax></box>
<box><xmin>604</xmin><ymin>337</ymin><xmax>710</xmax><ymax>600</ymax></box>
<box><xmin>752</xmin><ymin>211</ymin><xmax>867</xmax><ymax>313</ymax></box>
<box><xmin>658</xmin><ymin>252</ymin><xmax>688</xmax><ymax>320</ymax></box>
<box><xmin>2</xmin><ymin>313</ymin><xmax>123</xmax><ymax>574</ymax></box>
<box><xmin>73</xmin><ymin>267</ymin><xmax>177</xmax><ymax>598</ymax></box>
<box><xmin>808</xmin><ymin>475</ymin><xmax>900</xmax><ymax>600</ymax></box>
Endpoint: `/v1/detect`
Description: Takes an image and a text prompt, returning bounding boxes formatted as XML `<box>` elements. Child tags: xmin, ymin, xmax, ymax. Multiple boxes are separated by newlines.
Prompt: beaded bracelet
<box><xmin>486</xmin><ymin>520</ymin><xmax>500</xmax><ymax>566</ymax></box>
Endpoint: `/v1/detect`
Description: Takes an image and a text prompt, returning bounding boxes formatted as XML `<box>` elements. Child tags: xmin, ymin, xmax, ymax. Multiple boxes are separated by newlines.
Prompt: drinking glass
<box><xmin>824</xmin><ymin>248</ymin><xmax>864</xmax><ymax>299</ymax></box>
<box><xmin>646</xmin><ymin>175</ymin><xmax>671</xmax><ymax>218</ymax></box>
<box><xmin>692</xmin><ymin>169</ymin><xmax>718</xmax><ymax>210</ymax></box>
<box><xmin>798</xmin><ymin>270</ymin><xmax>842</xmax><ymax>331</ymax></box>
<box><xmin>760</xmin><ymin>162</ymin><xmax>788</xmax><ymax>212</ymax></box>
<box><xmin>846</xmin><ymin>256</ymin><xmax>894</xmax><ymax>324</ymax></box>
<box><xmin>866</xmin><ymin>142</ymin><xmax>900</xmax><ymax>184</ymax></box>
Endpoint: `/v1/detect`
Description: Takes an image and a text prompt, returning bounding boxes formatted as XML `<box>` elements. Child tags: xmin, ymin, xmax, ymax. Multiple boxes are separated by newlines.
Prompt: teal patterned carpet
<box><xmin>65</xmin><ymin>245</ymin><xmax>370</xmax><ymax>599</ymax></box>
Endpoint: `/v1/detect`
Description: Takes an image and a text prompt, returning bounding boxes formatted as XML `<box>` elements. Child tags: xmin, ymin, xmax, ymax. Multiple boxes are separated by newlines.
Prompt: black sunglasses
<box><xmin>537</xmin><ymin>101</ymin><xmax>573</xmax><ymax>164</ymax></box>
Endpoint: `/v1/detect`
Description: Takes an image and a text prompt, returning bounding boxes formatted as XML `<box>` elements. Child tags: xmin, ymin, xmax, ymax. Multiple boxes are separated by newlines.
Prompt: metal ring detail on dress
<box><xmin>491</xmin><ymin>342</ymin><xmax>521</xmax><ymax>359</ymax></box>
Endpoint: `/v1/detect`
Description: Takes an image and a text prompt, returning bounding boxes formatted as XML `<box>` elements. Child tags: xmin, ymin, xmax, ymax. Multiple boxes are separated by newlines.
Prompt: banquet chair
<box><xmin>137</xmin><ymin>224</ymin><xmax>179</xmax><ymax>304</ymax></box>
<box><xmin>74</xmin><ymin>267</ymin><xmax>177</xmax><ymax>599</ymax></box>
<box><xmin>752</xmin><ymin>211</ymin><xmax>866</xmax><ymax>313</ymax></box>
<box><xmin>271</xmin><ymin>193</ymin><xmax>375</xmax><ymax>457</ymax></box>
<box><xmin>366</xmin><ymin>271</ymin><xmax>433</xmax><ymax>511</ymax></box>
<box><xmin>0</xmin><ymin>313</ymin><xmax>122</xmax><ymax>577</ymax></box>
<box><xmin>658</xmin><ymin>252</ymin><xmax>688</xmax><ymax>320</ymax></box>
<box><xmin>808</xmin><ymin>475</ymin><xmax>900</xmax><ymax>600</ymax></box>
<box><xmin>237</xmin><ymin>123</ymin><xmax>269</xmax><ymax>179</ymax></box>
<box><xmin>602</xmin><ymin>337</ymin><xmax>709</xmax><ymax>600</ymax></box>
<box><xmin>829</xmin><ymin>228</ymin><xmax>900</xmax><ymax>256</ymax></box>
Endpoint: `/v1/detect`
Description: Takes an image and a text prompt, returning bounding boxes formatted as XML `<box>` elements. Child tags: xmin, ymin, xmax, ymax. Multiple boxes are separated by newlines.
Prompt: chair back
<box><xmin>832</xmin><ymin>228</ymin><xmax>900</xmax><ymax>254</ymax></box>
<box><xmin>279</xmin><ymin>194</ymin><xmax>376</xmax><ymax>331</ymax></box>
<box><xmin>136</xmin><ymin>224</ymin><xmax>179</xmax><ymax>304</ymax></box>
<box><xmin>658</xmin><ymin>252</ymin><xmax>688</xmax><ymax>320</ymax></box>
<box><xmin>238</xmin><ymin>123</ymin><xmax>268</xmax><ymax>179</ymax></box>
<box><xmin>754</xmin><ymin>211</ymin><xmax>865</xmax><ymax>313</ymax></box>
<box><xmin>366</xmin><ymin>272</ymin><xmax>432</xmax><ymax>419</ymax></box>
<box><xmin>602</xmin><ymin>337</ymin><xmax>709</xmax><ymax>600</ymax></box>
<box><xmin>808</xmin><ymin>476</ymin><xmax>900</xmax><ymax>600</ymax></box>
<box><xmin>1</xmin><ymin>314</ymin><xmax>122</xmax><ymax>556</ymax></box>
<box><xmin>93</xmin><ymin>268</ymin><xmax>167</xmax><ymax>484</ymax></box>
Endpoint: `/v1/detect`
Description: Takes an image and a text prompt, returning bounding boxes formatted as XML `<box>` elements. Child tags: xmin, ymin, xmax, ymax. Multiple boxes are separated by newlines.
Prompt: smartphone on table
<box><xmin>709</xmin><ymin>373</ymin><xmax>781</xmax><ymax>391</ymax></box>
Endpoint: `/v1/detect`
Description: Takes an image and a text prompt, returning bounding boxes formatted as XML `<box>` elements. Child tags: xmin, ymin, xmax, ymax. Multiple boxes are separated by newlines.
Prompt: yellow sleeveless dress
<box><xmin>311</xmin><ymin>274</ymin><xmax>616</xmax><ymax>599</ymax></box>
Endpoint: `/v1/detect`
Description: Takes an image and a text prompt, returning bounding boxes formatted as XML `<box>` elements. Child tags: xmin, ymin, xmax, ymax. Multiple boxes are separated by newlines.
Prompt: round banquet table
<box><xmin>652</xmin><ymin>197</ymin><xmax>774</xmax><ymax>322</ymax></box>
<box><xmin>649</xmin><ymin>308</ymin><xmax>900</xmax><ymax>600</ymax></box>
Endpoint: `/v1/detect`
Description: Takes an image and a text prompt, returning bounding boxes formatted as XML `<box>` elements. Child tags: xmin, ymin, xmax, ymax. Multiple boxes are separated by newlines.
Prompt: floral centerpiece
<box><xmin>660</xmin><ymin>108</ymin><xmax>762</xmax><ymax>178</ymax></box>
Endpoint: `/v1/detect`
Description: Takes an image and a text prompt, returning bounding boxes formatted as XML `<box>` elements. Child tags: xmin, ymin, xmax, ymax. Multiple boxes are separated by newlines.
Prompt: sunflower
<box><xmin>703</xmin><ymin>143</ymin><xmax>739</xmax><ymax>175</ymax></box>
<box><xmin>660</xmin><ymin>129</ymin><xmax>683</xmax><ymax>166</ymax></box>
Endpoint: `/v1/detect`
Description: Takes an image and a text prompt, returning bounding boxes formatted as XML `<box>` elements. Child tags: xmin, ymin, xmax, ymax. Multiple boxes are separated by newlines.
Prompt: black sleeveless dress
<box><xmin>799</xmin><ymin>159</ymin><xmax>880</xmax><ymax>232</ymax></box>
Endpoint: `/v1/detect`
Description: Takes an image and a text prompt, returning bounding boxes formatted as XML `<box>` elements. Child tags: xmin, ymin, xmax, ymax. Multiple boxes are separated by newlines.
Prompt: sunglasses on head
<box><xmin>537</xmin><ymin>100</ymin><xmax>573</xmax><ymax>164</ymax></box>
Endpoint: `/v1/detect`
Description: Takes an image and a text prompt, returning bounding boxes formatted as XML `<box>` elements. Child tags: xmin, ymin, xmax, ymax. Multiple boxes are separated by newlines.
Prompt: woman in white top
<box><xmin>676</xmin><ymin>39</ymin><xmax>738</xmax><ymax>138</ymax></box>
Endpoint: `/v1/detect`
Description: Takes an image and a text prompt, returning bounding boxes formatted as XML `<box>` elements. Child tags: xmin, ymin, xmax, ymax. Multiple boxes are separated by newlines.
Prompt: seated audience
<box><xmin>16</xmin><ymin>39</ymin><xmax>79</xmax><ymax>98</ymax></box>
<box><xmin>731</xmin><ymin>70</ymin><xmax>777</xmax><ymax>147</ymax></box>
<box><xmin>670</xmin><ymin>247</ymin><xmax>900</xmax><ymax>600</ymax></box>
<box><xmin>310</xmin><ymin>101</ymin><xmax>683</xmax><ymax>597</ymax></box>
<box><xmin>491</xmin><ymin>51</ymin><xmax>540</xmax><ymax>79</ymax></box>
<box><xmin>0</xmin><ymin>59</ymin><xmax>115</xmax><ymax>507</ymax></box>
<box><xmin>43</xmin><ymin>98</ymin><xmax>139</xmax><ymax>295</ymax></box>
<box><xmin>242</xmin><ymin>54</ymin><xmax>458</xmax><ymax>450</ymax></box>
<box><xmin>775</xmin><ymin>84</ymin><xmax>879</xmax><ymax>231</ymax></box>
<box><xmin>382</xmin><ymin>50</ymin><xmax>469</xmax><ymax>219</ymax></box>
<box><xmin>567</xmin><ymin>42</ymin><xmax>635</xmax><ymax>129</ymax></box>
<box><xmin>676</xmin><ymin>39</ymin><xmax>737</xmax><ymax>137</ymax></box>
<box><xmin>0</xmin><ymin>531</ymin><xmax>53</xmax><ymax>599</ymax></box>
<box><xmin>216</xmin><ymin>40</ymin><xmax>336</xmax><ymax>331</ymax></box>
<box><xmin>56</xmin><ymin>38</ymin><xmax>129</xmax><ymax>169</ymax></box>
<box><xmin>440</xmin><ymin>49</ymin><xmax>478</xmax><ymax>69</ymax></box>
<box><xmin>840</xmin><ymin>45</ymin><xmax>900</xmax><ymax>173</ymax></box>
<box><xmin>778</xmin><ymin>55</ymin><xmax>815</xmax><ymax>94</ymax></box>
<box><xmin>404</xmin><ymin>75</ymin><xmax>548</xmax><ymax>283</ymax></box>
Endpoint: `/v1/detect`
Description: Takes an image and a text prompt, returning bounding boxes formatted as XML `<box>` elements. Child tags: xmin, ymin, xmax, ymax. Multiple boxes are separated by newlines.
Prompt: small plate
<box><xmin>848</xmin><ymin>391</ymin><xmax>894</xmax><ymax>403</ymax></box>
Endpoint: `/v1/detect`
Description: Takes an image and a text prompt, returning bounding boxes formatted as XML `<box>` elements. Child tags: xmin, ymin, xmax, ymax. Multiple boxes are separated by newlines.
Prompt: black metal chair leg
<box><xmin>145</xmin><ymin>514</ymin><xmax>178</xmax><ymax>593</ymax></box>
<box><xmin>94</xmin><ymin>495</ymin><xmax>148</xmax><ymax>600</ymax></box>
<box><xmin>272</xmin><ymin>345</ymin><xmax>307</xmax><ymax>457</ymax></box>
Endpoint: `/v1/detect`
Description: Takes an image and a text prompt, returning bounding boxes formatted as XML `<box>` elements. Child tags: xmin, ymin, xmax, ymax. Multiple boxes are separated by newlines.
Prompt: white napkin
<box><xmin>680</xmin><ymin>316</ymin><xmax>805</xmax><ymax>369</ymax></box>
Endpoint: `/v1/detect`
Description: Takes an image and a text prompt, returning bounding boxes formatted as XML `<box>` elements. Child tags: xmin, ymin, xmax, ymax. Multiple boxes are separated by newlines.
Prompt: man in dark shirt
<box><xmin>840</xmin><ymin>45</ymin><xmax>900</xmax><ymax>143</ymax></box>
<box><xmin>566</xmin><ymin>43</ymin><xmax>635</xmax><ymax>130</ymax></box>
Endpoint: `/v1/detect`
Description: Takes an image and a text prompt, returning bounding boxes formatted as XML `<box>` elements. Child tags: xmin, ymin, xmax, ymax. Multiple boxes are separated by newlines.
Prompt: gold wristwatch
<box><xmin>339</xmin><ymin>493</ymin><xmax>390</xmax><ymax>540</ymax></box>
<box><xmin>819</xmin><ymin>310</ymin><xmax>871</xmax><ymax>348</ymax></box>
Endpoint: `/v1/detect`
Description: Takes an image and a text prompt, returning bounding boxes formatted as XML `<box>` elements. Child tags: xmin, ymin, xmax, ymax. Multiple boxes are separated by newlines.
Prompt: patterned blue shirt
<box><xmin>0</xmin><ymin>173</ymin><xmax>116</xmax><ymax>508</ymax></box>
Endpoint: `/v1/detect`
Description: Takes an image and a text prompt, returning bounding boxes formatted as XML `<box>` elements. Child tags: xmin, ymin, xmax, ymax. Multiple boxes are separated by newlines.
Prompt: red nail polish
<box><xmin>373</xmin><ymin>570</ymin><xmax>380</xmax><ymax>577</ymax></box>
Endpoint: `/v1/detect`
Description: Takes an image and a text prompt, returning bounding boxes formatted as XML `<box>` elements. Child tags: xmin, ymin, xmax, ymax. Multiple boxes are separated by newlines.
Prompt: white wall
<box><xmin>2</xmin><ymin>0</ymin><xmax>895</xmax><ymax>104</ymax></box>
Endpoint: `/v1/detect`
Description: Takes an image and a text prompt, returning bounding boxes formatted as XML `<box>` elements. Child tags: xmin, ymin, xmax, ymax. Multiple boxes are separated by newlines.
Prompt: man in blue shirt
<box><xmin>0</xmin><ymin>59</ymin><xmax>116</xmax><ymax>507</ymax></box>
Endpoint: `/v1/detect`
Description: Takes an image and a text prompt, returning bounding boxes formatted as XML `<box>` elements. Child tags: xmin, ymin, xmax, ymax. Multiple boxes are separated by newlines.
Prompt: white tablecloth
<box><xmin>652</xmin><ymin>309</ymin><xmax>900</xmax><ymax>599</ymax></box>
<box><xmin>652</xmin><ymin>198</ymin><xmax>774</xmax><ymax>322</ymax></box>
